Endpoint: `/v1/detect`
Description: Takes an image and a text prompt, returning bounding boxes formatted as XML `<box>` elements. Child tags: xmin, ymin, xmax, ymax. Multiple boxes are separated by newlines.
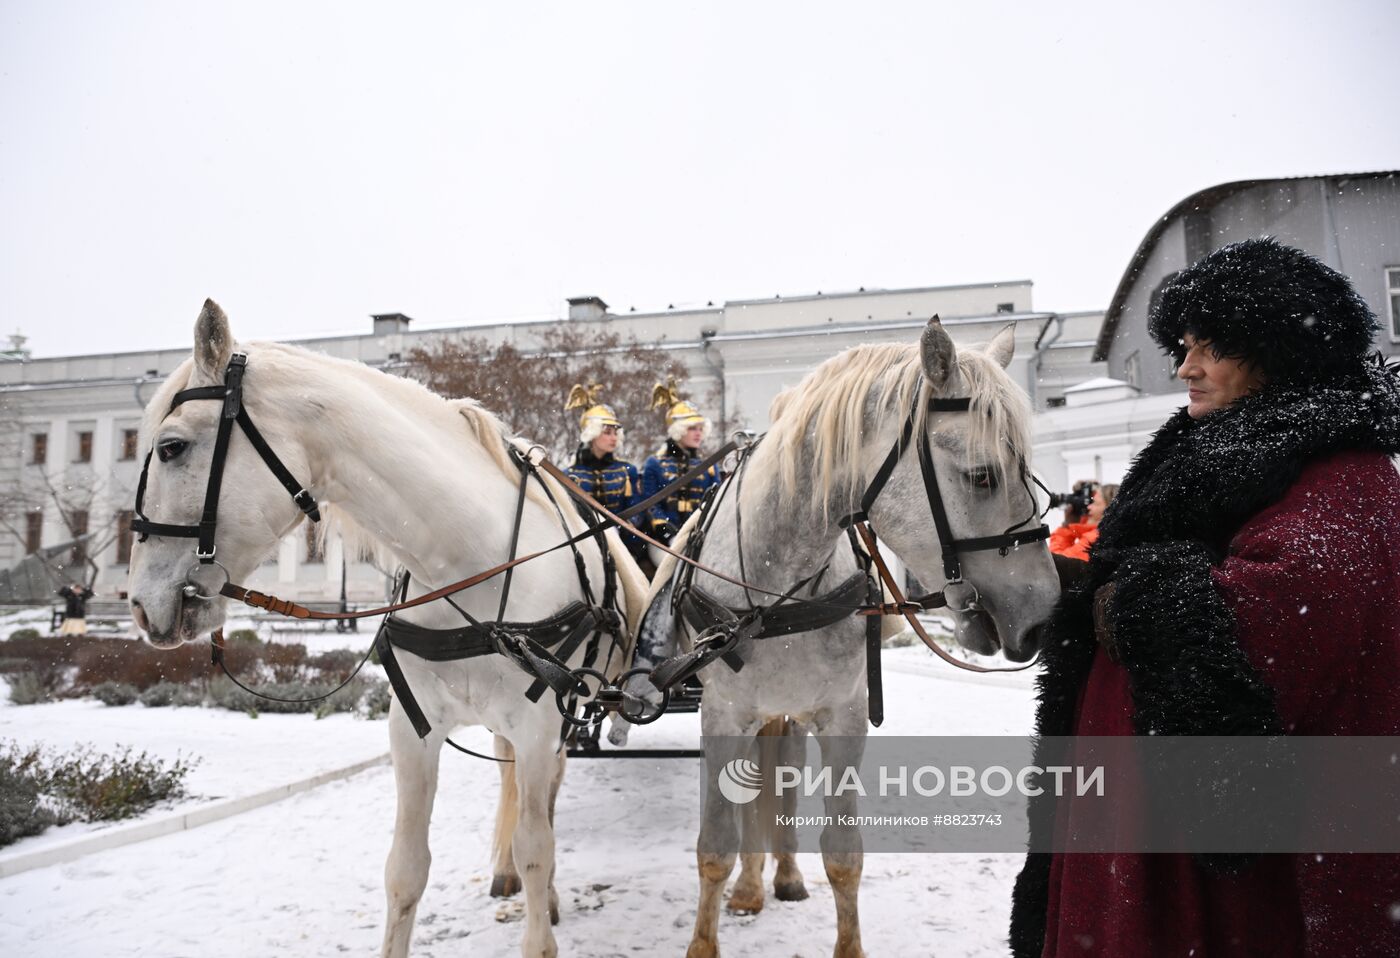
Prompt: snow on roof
<box><xmin>1063</xmin><ymin>377</ymin><xmax>1131</xmax><ymax>393</ymax></box>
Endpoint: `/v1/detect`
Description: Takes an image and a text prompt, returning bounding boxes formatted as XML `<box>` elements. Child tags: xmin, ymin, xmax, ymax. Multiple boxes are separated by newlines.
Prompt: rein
<box><xmin>135</xmin><ymin>353</ymin><xmax>1053</xmax><ymax>741</ymax></box>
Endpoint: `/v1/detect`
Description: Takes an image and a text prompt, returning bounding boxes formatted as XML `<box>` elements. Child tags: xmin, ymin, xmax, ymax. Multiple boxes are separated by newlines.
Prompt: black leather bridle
<box><xmin>839</xmin><ymin>389</ymin><xmax>1050</xmax><ymax>588</ymax></box>
<box><xmin>130</xmin><ymin>353</ymin><xmax>322</xmax><ymax>593</ymax></box>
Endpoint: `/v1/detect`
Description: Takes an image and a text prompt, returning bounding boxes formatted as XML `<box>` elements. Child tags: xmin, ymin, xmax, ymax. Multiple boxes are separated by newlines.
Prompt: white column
<box><xmin>325</xmin><ymin>533</ymin><xmax>343</xmax><ymax>585</ymax></box>
<box><xmin>40</xmin><ymin>418</ymin><xmax>69</xmax><ymax>548</ymax></box>
<box><xmin>278</xmin><ymin>535</ymin><xmax>297</xmax><ymax>583</ymax></box>
<box><xmin>89</xmin><ymin>415</ymin><xmax>115</xmax><ymax>589</ymax></box>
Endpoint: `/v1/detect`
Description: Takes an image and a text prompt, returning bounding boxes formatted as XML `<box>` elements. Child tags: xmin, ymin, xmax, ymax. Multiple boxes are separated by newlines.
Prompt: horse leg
<box><xmin>773</xmin><ymin>718</ymin><xmax>809</xmax><ymax>902</ymax></box>
<box><xmin>687</xmin><ymin>712</ymin><xmax>752</xmax><ymax>958</ymax></box>
<box><xmin>727</xmin><ymin>849</ymin><xmax>766</xmax><ymax>915</ymax></box>
<box><xmin>380</xmin><ymin>700</ymin><xmax>443</xmax><ymax>958</ymax></box>
<box><xmin>546</xmin><ymin>745</ymin><xmax>565</xmax><ymax>926</ymax></box>
<box><xmin>512</xmin><ymin>740</ymin><xmax>562</xmax><ymax>957</ymax></box>
<box><xmin>490</xmin><ymin>734</ymin><xmax>522</xmax><ymax>899</ymax></box>
<box><xmin>728</xmin><ymin>716</ymin><xmax>787</xmax><ymax>914</ymax></box>
<box><xmin>815</xmin><ymin>712</ymin><xmax>868</xmax><ymax>958</ymax></box>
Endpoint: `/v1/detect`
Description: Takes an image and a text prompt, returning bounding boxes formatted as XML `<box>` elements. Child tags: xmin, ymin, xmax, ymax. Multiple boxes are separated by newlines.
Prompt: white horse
<box><xmin>127</xmin><ymin>301</ymin><xmax>648</xmax><ymax>958</ymax></box>
<box><xmin>637</xmin><ymin>318</ymin><xmax>1061</xmax><ymax>958</ymax></box>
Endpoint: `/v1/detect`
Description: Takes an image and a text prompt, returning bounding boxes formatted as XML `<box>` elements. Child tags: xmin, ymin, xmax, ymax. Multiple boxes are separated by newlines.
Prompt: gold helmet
<box><xmin>566</xmin><ymin>384</ymin><xmax>622</xmax><ymax>444</ymax></box>
<box><xmin>652</xmin><ymin>378</ymin><xmax>711</xmax><ymax>443</ymax></box>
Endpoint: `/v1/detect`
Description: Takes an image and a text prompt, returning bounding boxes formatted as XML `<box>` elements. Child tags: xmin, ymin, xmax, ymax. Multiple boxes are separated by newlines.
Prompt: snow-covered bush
<box><xmin>138</xmin><ymin>682</ymin><xmax>204</xmax><ymax>708</ymax></box>
<box><xmin>0</xmin><ymin>740</ymin><xmax>199</xmax><ymax>843</ymax></box>
<box><xmin>43</xmin><ymin>745</ymin><xmax>197</xmax><ymax>822</ymax></box>
<box><xmin>7</xmin><ymin>664</ymin><xmax>66</xmax><ymax>704</ymax></box>
<box><xmin>91</xmin><ymin>681</ymin><xmax>139</xmax><ymax>706</ymax></box>
<box><xmin>0</xmin><ymin>742</ymin><xmax>65</xmax><ymax>846</ymax></box>
<box><xmin>359</xmin><ymin>678</ymin><xmax>391</xmax><ymax>720</ymax></box>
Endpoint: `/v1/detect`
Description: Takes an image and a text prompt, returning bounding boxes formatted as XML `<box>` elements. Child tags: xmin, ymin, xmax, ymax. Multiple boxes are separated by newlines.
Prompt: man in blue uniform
<box><xmin>642</xmin><ymin>379</ymin><xmax>722</xmax><ymax>560</ymax></box>
<box><xmin>564</xmin><ymin>384</ymin><xmax>649</xmax><ymax>569</ymax></box>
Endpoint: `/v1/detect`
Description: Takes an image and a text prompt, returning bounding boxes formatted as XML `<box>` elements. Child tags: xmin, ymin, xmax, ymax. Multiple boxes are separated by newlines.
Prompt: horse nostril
<box><xmin>130</xmin><ymin>600</ymin><xmax>149</xmax><ymax>632</ymax></box>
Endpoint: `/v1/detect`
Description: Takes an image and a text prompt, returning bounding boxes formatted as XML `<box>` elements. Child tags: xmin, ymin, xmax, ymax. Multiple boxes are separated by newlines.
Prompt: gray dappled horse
<box><xmin>635</xmin><ymin>318</ymin><xmax>1060</xmax><ymax>958</ymax></box>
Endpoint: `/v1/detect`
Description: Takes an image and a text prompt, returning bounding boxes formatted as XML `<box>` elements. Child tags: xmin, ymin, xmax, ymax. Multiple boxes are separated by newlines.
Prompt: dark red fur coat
<box><xmin>1012</xmin><ymin>359</ymin><xmax>1400</xmax><ymax>957</ymax></box>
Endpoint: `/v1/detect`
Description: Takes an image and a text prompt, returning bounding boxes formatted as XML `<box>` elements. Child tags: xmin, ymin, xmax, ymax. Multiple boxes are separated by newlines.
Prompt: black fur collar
<box><xmin>574</xmin><ymin>446</ymin><xmax>624</xmax><ymax>470</ymax></box>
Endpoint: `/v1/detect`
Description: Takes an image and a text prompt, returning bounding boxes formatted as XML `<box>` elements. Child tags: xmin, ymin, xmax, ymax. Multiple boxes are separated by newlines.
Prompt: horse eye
<box><xmin>157</xmin><ymin>438</ymin><xmax>189</xmax><ymax>463</ymax></box>
<box><xmin>965</xmin><ymin>468</ymin><xmax>997</xmax><ymax>490</ymax></box>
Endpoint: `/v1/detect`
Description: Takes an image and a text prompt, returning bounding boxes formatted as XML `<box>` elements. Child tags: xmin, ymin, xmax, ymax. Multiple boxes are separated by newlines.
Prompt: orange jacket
<box><xmin>1049</xmin><ymin>521</ymin><xmax>1098</xmax><ymax>561</ymax></box>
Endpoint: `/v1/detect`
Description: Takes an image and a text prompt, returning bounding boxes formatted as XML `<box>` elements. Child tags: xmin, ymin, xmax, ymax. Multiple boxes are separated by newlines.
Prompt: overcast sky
<box><xmin>2</xmin><ymin>0</ymin><xmax>1397</xmax><ymax>359</ymax></box>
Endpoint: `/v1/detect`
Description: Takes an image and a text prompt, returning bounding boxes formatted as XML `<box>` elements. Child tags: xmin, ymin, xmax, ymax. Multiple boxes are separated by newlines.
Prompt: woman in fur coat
<box><xmin>1011</xmin><ymin>238</ymin><xmax>1400</xmax><ymax>957</ymax></box>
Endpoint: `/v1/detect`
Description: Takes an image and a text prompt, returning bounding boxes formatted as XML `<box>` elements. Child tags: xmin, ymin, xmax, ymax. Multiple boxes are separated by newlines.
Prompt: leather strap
<box><xmin>851</xmin><ymin>521</ymin><xmax>1038</xmax><ymax>674</ymax></box>
<box><xmin>222</xmin><ymin>446</ymin><xmax>844</xmax><ymax>619</ymax></box>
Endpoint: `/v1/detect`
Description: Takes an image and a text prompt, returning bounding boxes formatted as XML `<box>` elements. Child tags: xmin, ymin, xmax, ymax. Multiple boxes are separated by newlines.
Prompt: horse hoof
<box><xmin>490</xmin><ymin>873</ymin><xmax>521</xmax><ymax>898</ymax></box>
<box><xmin>774</xmin><ymin>879</ymin><xmax>809</xmax><ymax>902</ymax></box>
<box><xmin>685</xmin><ymin>942</ymin><xmax>720</xmax><ymax>958</ymax></box>
<box><xmin>726</xmin><ymin>890</ymin><xmax>764</xmax><ymax>915</ymax></box>
<box><xmin>550</xmin><ymin>903</ymin><xmax>560</xmax><ymax>926</ymax></box>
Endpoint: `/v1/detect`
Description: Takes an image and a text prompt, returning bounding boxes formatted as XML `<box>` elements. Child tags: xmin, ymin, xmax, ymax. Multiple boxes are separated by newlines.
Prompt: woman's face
<box><xmin>681</xmin><ymin>424</ymin><xmax>704</xmax><ymax>450</ymax></box>
<box><xmin>591</xmin><ymin>424</ymin><xmax>620</xmax><ymax>456</ymax></box>
<box><xmin>1176</xmin><ymin>333</ymin><xmax>1266</xmax><ymax>418</ymax></box>
<box><xmin>1086</xmin><ymin>488</ymin><xmax>1107</xmax><ymax>524</ymax></box>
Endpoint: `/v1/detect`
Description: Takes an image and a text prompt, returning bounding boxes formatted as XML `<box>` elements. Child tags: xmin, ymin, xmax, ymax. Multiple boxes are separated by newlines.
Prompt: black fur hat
<box><xmin>1149</xmin><ymin>237</ymin><xmax>1377</xmax><ymax>384</ymax></box>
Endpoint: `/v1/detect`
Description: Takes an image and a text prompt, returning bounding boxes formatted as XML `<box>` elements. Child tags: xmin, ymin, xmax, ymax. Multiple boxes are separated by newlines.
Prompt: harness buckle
<box><xmin>293</xmin><ymin>488</ymin><xmax>320</xmax><ymax>520</ymax></box>
<box><xmin>222</xmin><ymin>353</ymin><xmax>248</xmax><ymax>420</ymax></box>
<box><xmin>195</xmin><ymin>544</ymin><xmax>217</xmax><ymax>562</ymax></box>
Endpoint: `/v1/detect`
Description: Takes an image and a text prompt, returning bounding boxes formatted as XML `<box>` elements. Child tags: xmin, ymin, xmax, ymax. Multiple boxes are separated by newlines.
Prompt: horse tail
<box><xmin>488</xmin><ymin>734</ymin><xmax>520</xmax><ymax>897</ymax></box>
<box><xmin>635</xmin><ymin>575</ymin><xmax>678</xmax><ymax>666</ymax></box>
<box><xmin>749</xmin><ymin>717</ymin><xmax>803</xmax><ymax>855</ymax></box>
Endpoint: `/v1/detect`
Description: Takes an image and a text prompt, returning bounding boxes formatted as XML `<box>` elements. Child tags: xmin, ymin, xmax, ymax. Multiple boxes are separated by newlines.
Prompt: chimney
<box><xmin>566</xmin><ymin>296</ymin><xmax>609</xmax><ymax>322</ymax></box>
<box><xmin>372</xmin><ymin>313</ymin><xmax>412</xmax><ymax>336</ymax></box>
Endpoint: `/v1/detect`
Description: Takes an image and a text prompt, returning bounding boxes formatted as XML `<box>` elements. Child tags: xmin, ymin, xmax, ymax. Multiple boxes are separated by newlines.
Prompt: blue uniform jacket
<box><xmin>641</xmin><ymin>440</ymin><xmax>723</xmax><ymax>543</ymax></box>
<box><xmin>566</xmin><ymin>448</ymin><xmax>645</xmax><ymax>560</ymax></box>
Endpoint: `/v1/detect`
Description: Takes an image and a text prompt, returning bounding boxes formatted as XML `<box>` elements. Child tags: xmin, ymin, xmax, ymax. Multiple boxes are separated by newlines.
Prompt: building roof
<box><xmin>1063</xmin><ymin>377</ymin><xmax>1130</xmax><ymax>393</ymax></box>
<box><xmin>1093</xmin><ymin>170</ymin><xmax>1400</xmax><ymax>362</ymax></box>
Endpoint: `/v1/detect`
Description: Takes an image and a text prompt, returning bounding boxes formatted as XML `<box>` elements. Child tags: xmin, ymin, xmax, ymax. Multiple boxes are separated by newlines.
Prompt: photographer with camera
<box><xmin>1048</xmin><ymin>482</ymin><xmax>1117</xmax><ymax>562</ymax></box>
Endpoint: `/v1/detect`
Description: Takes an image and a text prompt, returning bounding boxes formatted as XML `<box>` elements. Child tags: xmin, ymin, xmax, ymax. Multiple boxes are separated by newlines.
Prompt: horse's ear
<box><xmin>986</xmin><ymin>323</ymin><xmax>1016</xmax><ymax>369</ymax></box>
<box><xmin>920</xmin><ymin>315</ymin><xmax>956</xmax><ymax>389</ymax></box>
<box><xmin>193</xmin><ymin>299</ymin><xmax>233</xmax><ymax>381</ymax></box>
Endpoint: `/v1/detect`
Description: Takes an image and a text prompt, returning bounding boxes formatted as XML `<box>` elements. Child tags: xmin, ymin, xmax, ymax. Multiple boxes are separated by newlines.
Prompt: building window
<box><xmin>115</xmin><ymin>510</ymin><xmax>134</xmax><ymax>563</ymax></box>
<box><xmin>996</xmin><ymin>302</ymin><xmax>1015</xmax><ymax>314</ymax></box>
<box><xmin>305</xmin><ymin>523</ymin><xmax>323</xmax><ymax>563</ymax></box>
<box><xmin>76</xmin><ymin>431</ymin><xmax>93</xmax><ymax>463</ymax></box>
<box><xmin>30</xmin><ymin>433</ymin><xmax>47</xmax><ymax>465</ymax></box>
<box><xmin>25</xmin><ymin>511</ymin><xmax>42</xmax><ymax>554</ymax></box>
<box><xmin>1387</xmin><ymin>267</ymin><xmax>1400</xmax><ymax>341</ymax></box>
<box><xmin>1125</xmin><ymin>350</ymin><xmax>1142</xmax><ymax>390</ymax></box>
<box><xmin>69</xmin><ymin>509</ymin><xmax>89</xmax><ymax>563</ymax></box>
<box><xmin>121</xmin><ymin>429</ymin><xmax>139</xmax><ymax>461</ymax></box>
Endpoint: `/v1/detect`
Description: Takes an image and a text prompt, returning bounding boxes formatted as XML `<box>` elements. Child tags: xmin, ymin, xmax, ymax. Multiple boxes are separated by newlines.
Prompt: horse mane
<box><xmin>757</xmin><ymin>340</ymin><xmax>1032</xmax><ymax>519</ymax></box>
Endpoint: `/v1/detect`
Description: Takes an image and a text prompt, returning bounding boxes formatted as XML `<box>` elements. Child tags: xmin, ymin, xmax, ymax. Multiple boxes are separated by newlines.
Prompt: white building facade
<box><xmin>1</xmin><ymin>279</ymin><xmax>1125</xmax><ymax>603</ymax></box>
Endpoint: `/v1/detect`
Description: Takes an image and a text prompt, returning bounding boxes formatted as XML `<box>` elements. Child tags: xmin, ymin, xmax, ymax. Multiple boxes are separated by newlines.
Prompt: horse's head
<box><xmin>867</xmin><ymin>318</ymin><xmax>1060</xmax><ymax>662</ymax></box>
<box><xmin>127</xmin><ymin>301</ymin><xmax>318</xmax><ymax>648</ymax></box>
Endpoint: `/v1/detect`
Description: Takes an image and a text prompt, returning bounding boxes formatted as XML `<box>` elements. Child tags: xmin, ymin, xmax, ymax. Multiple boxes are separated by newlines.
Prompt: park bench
<box><xmin>50</xmin><ymin>598</ymin><xmax>132</xmax><ymax>633</ymax></box>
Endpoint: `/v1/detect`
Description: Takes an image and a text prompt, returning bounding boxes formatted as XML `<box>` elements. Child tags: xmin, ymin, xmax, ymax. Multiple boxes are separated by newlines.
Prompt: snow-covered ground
<box><xmin>0</xmin><ymin>627</ymin><xmax>1039</xmax><ymax>957</ymax></box>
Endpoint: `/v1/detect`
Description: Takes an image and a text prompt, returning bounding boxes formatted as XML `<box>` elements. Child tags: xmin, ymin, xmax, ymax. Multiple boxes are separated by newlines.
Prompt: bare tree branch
<box><xmin>405</xmin><ymin>327</ymin><xmax>741</xmax><ymax>462</ymax></box>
